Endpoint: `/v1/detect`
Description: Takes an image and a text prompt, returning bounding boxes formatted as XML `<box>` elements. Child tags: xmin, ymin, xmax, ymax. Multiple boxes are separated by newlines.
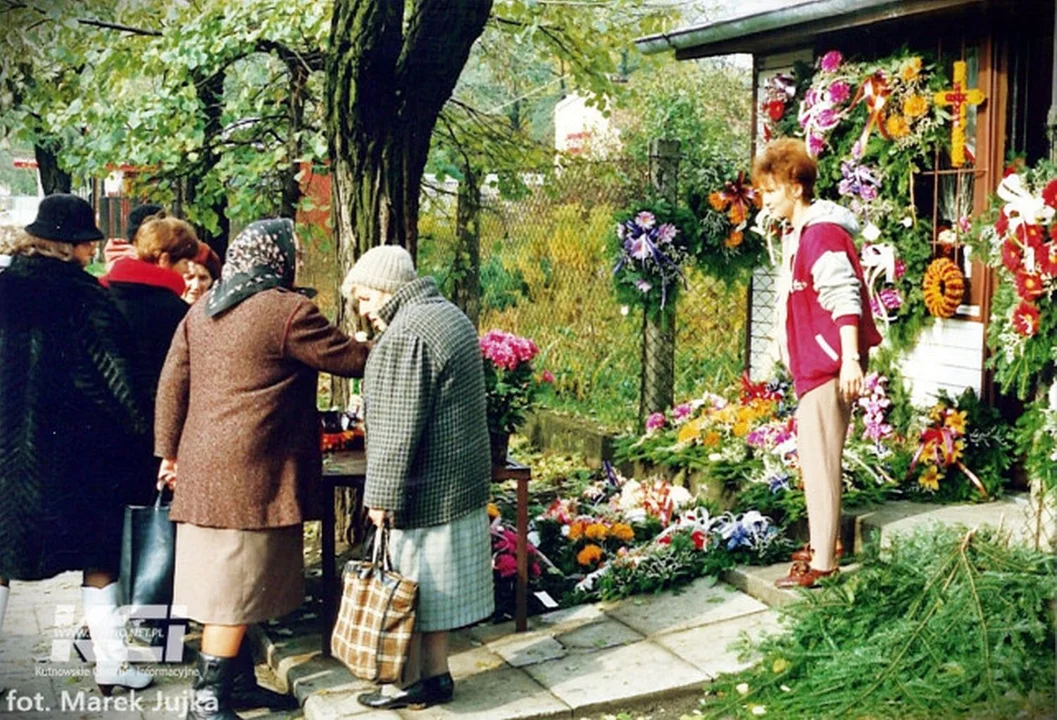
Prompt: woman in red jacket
<box><xmin>753</xmin><ymin>138</ymin><xmax>882</xmax><ymax>588</ymax></box>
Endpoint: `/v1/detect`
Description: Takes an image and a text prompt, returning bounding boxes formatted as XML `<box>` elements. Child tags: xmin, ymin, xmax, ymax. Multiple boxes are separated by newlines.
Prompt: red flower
<box><xmin>1012</xmin><ymin>301</ymin><xmax>1041</xmax><ymax>336</ymax></box>
<box><xmin>1043</xmin><ymin>180</ymin><xmax>1057</xmax><ymax>210</ymax></box>
<box><xmin>1035</xmin><ymin>241</ymin><xmax>1057</xmax><ymax>276</ymax></box>
<box><xmin>765</xmin><ymin>100</ymin><xmax>786</xmax><ymax>122</ymax></box>
<box><xmin>1050</xmin><ymin>223</ymin><xmax>1057</xmax><ymax>242</ymax></box>
<box><xmin>691</xmin><ymin>529</ymin><xmax>706</xmax><ymax>550</ymax></box>
<box><xmin>1001</xmin><ymin>239</ymin><xmax>1022</xmax><ymax>273</ymax></box>
<box><xmin>494</xmin><ymin>554</ymin><xmax>517</xmax><ymax>578</ymax></box>
<box><xmin>994</xmin><ymin>210</ymin><xmax>1009</xmax><ymax>236</ymax></box>
<box><xmin>1019</xmin><ymin>224</ymin><xmax>1046</xmax><ymax>252</ymax></box>
<box><xmin>1015</xmin><ymin>271</ymin><xmax>1046</xmax><ymax>300</ymax></box>
<box><xmin>657</xmin><ymin>534</ymin><xmax>672</xmax><ymax>546</ymax></box>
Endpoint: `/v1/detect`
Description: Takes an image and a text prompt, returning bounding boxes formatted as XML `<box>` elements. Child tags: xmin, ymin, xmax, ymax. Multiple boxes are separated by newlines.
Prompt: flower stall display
<box><xmin>922</xmin><ymin>256</ymin><xmax>965</xmax><ymax>318</ymax></box>
<box><xmin>907</xmin><ymin>390</ymin><xmax>1013</xmax><ymax>501</ymax></box>
<box><xmin>757</xmin><ymin>49</ymin><xmax>953</xmax><ymax>352</ymax></box>
<box><xmin>610</xmin><ymin>201</ymin><xmax>699</xmax><ymax>320</ymax></box>
<box><xmin>480</xmin><ymin>329</ymin><xmax>549</xmax><ymax>463</ymax></box>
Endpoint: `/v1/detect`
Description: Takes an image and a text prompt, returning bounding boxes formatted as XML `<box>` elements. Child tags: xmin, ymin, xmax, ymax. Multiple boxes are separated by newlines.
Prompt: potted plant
<box><xmin>479</xmin><ymin>329</ymin><xmax>549</xmax><ymax>464</ymax></box>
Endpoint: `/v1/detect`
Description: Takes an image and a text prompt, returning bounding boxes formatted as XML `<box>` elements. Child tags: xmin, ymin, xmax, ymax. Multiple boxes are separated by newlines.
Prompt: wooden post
<box><xmin>642</xmin><ymin>139</ymin><xmax>679</xmax><ymax>419</ymax></box>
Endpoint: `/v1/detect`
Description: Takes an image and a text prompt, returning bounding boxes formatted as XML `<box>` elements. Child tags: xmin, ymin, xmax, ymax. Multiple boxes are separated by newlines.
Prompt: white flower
<box><xmin>751</xmin><ymin>705</ymin><xmax>767</xmax><ymax>715</ymax></box>
<box><xmin>620</xmin><ymin>305</ymin><xmax>629</xmax><ymax>316</ymax></box>
<box><xmin>736</xmin><ymin>682</ymin><xmax>750</xmax><ymax>696</ymax></box>
<box><xmin>668</xmin><ymin>485</ymin><xmax>693</xmax><ymax>509</ymax></box>
<box><xmin>900</xmin><ymin>216</ymin><xmax>914</xmax><ymax>228</ymax></box>
<box><xmin>861</xmin><ymin>223</ymin><xmax>881</xmax><ymax>242</ymax></box>
<box><xmin>560</xmin><ymin>525</ymin><xmax>570</xmax><ymax>537</ymax></box>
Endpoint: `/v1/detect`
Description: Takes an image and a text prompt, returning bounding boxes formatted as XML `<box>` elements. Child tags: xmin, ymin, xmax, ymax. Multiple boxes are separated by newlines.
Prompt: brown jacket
<box><xmin>155</xmin><ymin>288</ymin><xmax>368</xmax><ymax>529</ymax></box>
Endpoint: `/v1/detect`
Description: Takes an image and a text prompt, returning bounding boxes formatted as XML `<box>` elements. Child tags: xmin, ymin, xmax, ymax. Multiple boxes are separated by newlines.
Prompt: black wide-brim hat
<box><xmin>25</xmin><ymin>193</ymin><xmax>104</xmax><ymax>244</ymax></box>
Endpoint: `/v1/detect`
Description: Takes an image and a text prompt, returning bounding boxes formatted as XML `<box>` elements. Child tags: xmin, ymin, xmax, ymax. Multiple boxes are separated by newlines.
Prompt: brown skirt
<box><xmin>173</xmin><ymin>523</ymin><xmax>304</xmax><ymax>625</ymax></box>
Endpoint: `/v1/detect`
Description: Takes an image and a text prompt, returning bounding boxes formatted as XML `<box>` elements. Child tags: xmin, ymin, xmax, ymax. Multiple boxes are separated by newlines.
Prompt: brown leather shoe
<box><xmin>790</xmin><ymin>540</ymin><xmax>844</xmax><ymax>563</ymax></box>
<box><xmin>775</xmin><ymin>562</ymin><xmax>838</xmax><ymax>589</ymax></box>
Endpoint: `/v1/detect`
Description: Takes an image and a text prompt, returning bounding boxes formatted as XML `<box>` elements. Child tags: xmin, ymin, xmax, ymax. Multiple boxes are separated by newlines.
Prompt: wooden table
<box><xmin>320</xmin><ymin>451</ymin><xmax>532</xmax><ymax>657</ymax></box>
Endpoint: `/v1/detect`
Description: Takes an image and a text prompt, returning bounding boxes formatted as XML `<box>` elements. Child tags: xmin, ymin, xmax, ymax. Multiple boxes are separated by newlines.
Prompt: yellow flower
<box><xmin>732</xmin><ymin>420</ymin><xmax>750</xmax><ymax>437</ymax></box>
<box><xmin>576</xmin><ymin>543</ymin><xmax>604</xmax><ymax>567</ymax></box>
<box><xmin>900</xmin><ymin>57</ymin><xmax>922</xmax><ymax>82</ymax></box>
<box><xmin>487</xmin><ymin>502</ymin><xmax>501</xmax><ymax>520</ymax></box>
<box><xmin>885</xmin><ymin>114</ymin><xmax>910</xmax><ymax>138</ymax></box>
<box><xmin>610</xmin><ymin>523</ymin><xmax>635</xmax><ymax>543</ymax></box>
<box><xmin>944</xmin><ymin>410</ymin><xmax>967</xmax><ymax>435</ymax></box>
<box><xmin>903</xmin><ymin>94</ymin><xmax>928</xmax><ymax>118</ymax></box>
<box><xmin>928</xmin><ymin>404</ymin><xmax>945</xmax><ymax>423</ymax></box>
<box><xmin>677</xmin><ymin>417</ymin><xmax>705</xmax><ymax>444</ymax></box>
<box><xmin>703</xmin><ymin>430</ymin><xmax>722</xmax><ymax>447</ymax></box>
<box><xmin>918</xmin><ymin>465</ymin><xmax>942</xmax><ymax>491</ymax></box>
<box><xmin>951</xmin><ymin>438</ymin><xmax>966</xmax><ymax>464</ymax></box>
<box><xmin>585</xmin><ymin>523</ymin><xmax>608</xmax><ymax>541</ymax></box>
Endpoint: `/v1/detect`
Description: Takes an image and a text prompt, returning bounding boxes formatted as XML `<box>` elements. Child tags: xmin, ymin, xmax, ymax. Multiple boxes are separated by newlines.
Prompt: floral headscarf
<box><xmin>205</xmin><ymin>218</ymin><xmax>297</xmax><ymax>318</ymax></box>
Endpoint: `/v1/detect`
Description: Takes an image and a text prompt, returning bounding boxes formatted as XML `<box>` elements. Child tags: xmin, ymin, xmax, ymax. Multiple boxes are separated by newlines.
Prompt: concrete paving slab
<box><xmin>722</xmin><ymin>563</ymin><xmax>800</xmax><ymax>609</ymax></box>
<box><xmin>521</xmin><ymin>640</ymin><xmax>707</xmax><ymax>714</ymax></box>
<box><xmin>288</xmin><ymin>655</ymin><xmax>371</xmax><ymax>701</ymax></box>
<box><xmin>855</xmin><ymin>497</ymin><xmax>1036</xmax><ymax>548</ymax></box>
<box><xmin>653</xmin><ymin>610</ymin><xmax>784</xmax><ymax>679</ymax></box>
<box><xmin>303</xmin><ymin>689</ymin><xmax>400</xmax><ymax>720</ymax></box>
<box><xmin>447</xmin><ymin>643</ymin><xmax>507</xmax><ymax>680</ymax></box>
<box><xmin>533</xmin><ymin>604</ymin><xmax>605</xmax><ymax>634</ymax></box>
<box><xmin>393</xmin><ymin>666</ymin><xmax>570</xmax><ymax>720</ymax></box>
<box><xmin>487</xmin><ymin>632</ymin><xmax>567</xmax><ymax>668</ymax></box>
<box><xmin>604</xmin><ymin>578</ymin><xmax>768</xmax><ymax>637</ymax></box>
<box><xmin>468</xmin><ymin>618</ymin><xmax>540</xmax><ymax>645</ymax></box>
<box><xmin>554</xmin><ymin>618</ymin><xmax>642</xmax><ymax>653</ymax></box>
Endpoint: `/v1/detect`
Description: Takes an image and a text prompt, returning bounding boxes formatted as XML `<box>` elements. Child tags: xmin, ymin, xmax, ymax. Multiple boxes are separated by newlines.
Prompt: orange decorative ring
<box><xmin>922</xmin><ymin>257</ymin><xmax>965</xmax><ymax>318</ymax></box>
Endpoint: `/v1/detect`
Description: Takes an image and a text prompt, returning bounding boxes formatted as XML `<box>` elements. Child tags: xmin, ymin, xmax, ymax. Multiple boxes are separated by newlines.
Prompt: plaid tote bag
<box><xmin>331</xmin><ymin>526</ymin><xmax>418</xmax><ymax>683</ymax></box>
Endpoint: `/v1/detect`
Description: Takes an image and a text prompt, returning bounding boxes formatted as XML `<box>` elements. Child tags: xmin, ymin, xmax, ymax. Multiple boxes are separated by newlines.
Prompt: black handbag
<box><xmin>119</xmin><ymin>489</ymin><xmax>176</xmax><ymax>610</ymax></box>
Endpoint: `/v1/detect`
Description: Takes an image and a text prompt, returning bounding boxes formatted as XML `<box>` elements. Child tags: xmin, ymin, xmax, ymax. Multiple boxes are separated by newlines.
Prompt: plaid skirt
<box><xmin>387</xmin><ymin>507</ymin><xmax>494</xmax><ymax>632</ymax></box>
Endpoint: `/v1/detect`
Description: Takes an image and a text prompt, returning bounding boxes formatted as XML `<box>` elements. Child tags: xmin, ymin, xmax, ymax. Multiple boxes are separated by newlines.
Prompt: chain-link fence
<box><xmin>418</xmin><ymin>160</ymin><xmax>748</xmax><ymax>431</ymax></box>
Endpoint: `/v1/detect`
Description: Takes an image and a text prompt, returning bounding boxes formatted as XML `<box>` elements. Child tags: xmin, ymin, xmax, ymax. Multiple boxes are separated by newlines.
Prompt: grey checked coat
<box><xmin>362</xmin><ymin>277</ymin><xmax>490</xmax><ymax>529</ymax></box>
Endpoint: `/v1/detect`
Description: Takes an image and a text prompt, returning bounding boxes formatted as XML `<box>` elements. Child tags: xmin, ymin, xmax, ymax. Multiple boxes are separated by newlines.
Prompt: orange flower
<box><xmin>487</xmin><ymin>502</ymin><xmax>501</xmax><ymax>520</ymax></box>
<box><xmin>900</xmin><ymin>57</ymin><xmax>922</xmax><ymax>82</ymax></box>
<box><xmin>885</xmin><ymin>114</ymin><xmax>910</xmax><ymax>138</ymax></box>
<box><xmin>585</xmin><ymin>523</ymin><xmax>608</xmax><ymax>541</ymax></box>
<box><xmin>725</xmin><ymin>230</ymin><xmax>744</xmax><ymax>248</ymax></box>
<box><xmin>702</xmin><ymin>430</ymin><xmax>722</xmax><ymax>447</ymax></box>
<box><xmin>708</xmin><ymin>191</ymin><xmax>726</xmax><ymax>211</ymax></box>
<box><xmin>728</xmin><ymin>203</ymin><xmax>747</xmax><ymax>226</ymax></box>
<box><xmin>576</xmin><ymin>544</ymin><xmax>604</xmax><ymax>566</ymax></box>
<box><xmin>567</xmin><ymin>520</ymin><xmax>585</xmax><ymax>541</ymax></box>
<box><xmin>610</xmin><ymin>523</ymin><xmax>635</xmax><ymax>543</ymax></box>
<box><xmin>903</xmin><ymin>94</ymin><xmax>928</xmax><ymax>118</ymax></box>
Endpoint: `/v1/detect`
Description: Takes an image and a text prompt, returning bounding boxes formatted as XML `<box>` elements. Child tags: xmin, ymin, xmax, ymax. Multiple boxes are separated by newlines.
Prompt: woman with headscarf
<box><xmin>155</xmin><ymin>219</ymin><xmax>369</xmax><ymax>720</ymax></box>
<box><xmin>181</xmin><ymin>242</ymin><xmax>222</xmax><ymax>304</ymax></box>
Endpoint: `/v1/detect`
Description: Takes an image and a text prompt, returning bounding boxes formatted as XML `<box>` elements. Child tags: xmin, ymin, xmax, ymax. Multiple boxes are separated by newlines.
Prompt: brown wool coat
<box><xmin>155</xmin><ymin>288</ymin><xmax>368</xmax><ymax>529</ymax></box>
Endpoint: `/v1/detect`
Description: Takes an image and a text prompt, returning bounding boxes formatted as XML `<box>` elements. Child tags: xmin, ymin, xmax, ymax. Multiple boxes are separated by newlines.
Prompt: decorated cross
<box><xmin>933</xmin><ymin>60</ymin><xmax>986</xmax><ymax>167</ymax></box>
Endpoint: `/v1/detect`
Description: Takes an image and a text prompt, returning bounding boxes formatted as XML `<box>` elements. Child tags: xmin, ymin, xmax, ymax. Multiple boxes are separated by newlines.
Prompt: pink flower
<box><xmin>826</xmin><ymin>81</ymin><xmax>851</xmax><ymax>104</ymax></box>
<box><xmin>494</xmin><ymin>553</ymin><xmax>517</xmax><ymax>578</ymax></box>
<box><xmin>655</xmin><ymin>223</ymin><xmax>678</xmax><ymax>244</ymax></box>
<box><xmin>635</xmin><ymin>279</ymin><xmax>653</xmax><ymax>293</ymax></box>
<box><xmin>820</xmin><ymin>50</ymin><xmax>843</xmax><ymax>73</ymax></box>
<box><xmin>635</xmin><ymin>211</ymin><xmax>656</xmax><ymax>230</ymax></box>
<box><xmin>894</xmin><ymin>259</ymin><xmax>907</xmax><ymax>280</ymax></box>
<box><xmin>814</xmin><ymin>107</ymin><xmax>841</xmax><ymax>131</ymax></box>
<box><xmin>671</xmin><ymin>403</ymin><xmax>692</xmax><ymax>422</ymax></box>
<box><xmin>630</xmin><ymin>237</ymin><xmax>652</xmax><ymax>260</ymax></box>
<box><xmin>807</xmin><ymin>134</ymin><xmax>825</xmax><ymax>156</ymax></box>
<box><xmin>540</xmin><ymin>370</ymin><xmax>555</xmax><ymax>384</ymax></box>
<box><xmin>645</xmin><ymin>412</ymin><xmax>666</xmax><ymax>433</ymax></box>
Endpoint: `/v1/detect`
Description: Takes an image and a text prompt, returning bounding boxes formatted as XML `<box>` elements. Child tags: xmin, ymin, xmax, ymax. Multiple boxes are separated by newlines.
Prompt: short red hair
<box><xmin>752</xmin><ymin>138</ymin><xmax>817</xmax><ymax>201</ymax></box>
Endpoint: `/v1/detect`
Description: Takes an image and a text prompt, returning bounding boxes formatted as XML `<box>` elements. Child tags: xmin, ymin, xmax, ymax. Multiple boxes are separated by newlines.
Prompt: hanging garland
<box><xmin>922</xmin><ymin>257</ymin><xmax>965</xmax><ymax>318</ymax></box>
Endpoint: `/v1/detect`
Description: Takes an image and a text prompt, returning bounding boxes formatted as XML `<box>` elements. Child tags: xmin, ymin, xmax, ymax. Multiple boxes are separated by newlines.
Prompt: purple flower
<box><xmin>629</xmin><ymin>237</ymin><xmax>652</xmax><ymax>261</ymax></box>
<box><xmin>814</xmin><ymin>107</ymin><xmax>841</xmax><ymax>131</ymax></box>
<box><xmin>767</xmin><ymin>473</ymin><xmax>791</xmax><ymax>493</ymax></box>
<box><xmin>820</xmin><ymin>50</ymin><xmax>843</xmax><ymax>73</ymax></box>
<box><xmin>645</xmin><ymin>412</ymin><xmax>666</xmax><ymax>432</ymax></box>
<box><xmin>807</xmin><ymin>134</ymin><xmax>825</xmax><ymax>156</ymax></box>
<box><xmin>672</xmin><ymin>403</ymin><xmax>692</xmax><ymax>422</ymax></box>
<box><xmin>827</xmin><ymin>81</ymin><xmax>851</xmax><ymax>104</ymax></box>
<box><xmin>655</xmin><ymin>223</ymin><xmax>678</xmax><ymax>244</ymax></box>
<box><xmin>635</xmin><ymin>278</ymin><xmax>652</xmax><ymax>293</ymax></box>
<box><xmin>879</xmin><ymin>287</ymin><xmax>903</xmax><ymax>310</ymax></box>
<box><xmin>860</xmin><ymin>184</ymin><xmax>879</xmax><ymax>201</ymax></box>
<box><xmin>635</xmin><ymin>211</ymin><xmax>656</xmax><ymax>230</ymax></box>
<box><xmin>852</xmin><ymin>139</ymin><xmax>864</xmax><ymax>159</ymax></box>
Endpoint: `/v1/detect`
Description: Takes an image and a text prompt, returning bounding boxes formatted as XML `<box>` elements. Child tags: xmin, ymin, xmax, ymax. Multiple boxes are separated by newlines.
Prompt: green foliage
<box><xmin>1015</xmin><ymin>391</ymin><xmax>1057</xmax><ymax>496</ymax></box>
<box><xmin>700</xmin><ymin>527</ymin><xmax>1056</xmax><ymax>719</ymax></box>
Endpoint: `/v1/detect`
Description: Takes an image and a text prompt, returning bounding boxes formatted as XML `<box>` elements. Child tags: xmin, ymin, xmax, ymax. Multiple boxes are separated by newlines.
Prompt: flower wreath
<box><xmin>922</xmin><ymin>257</ymin><xmax>964</xmax><ymax>318</ymax></box>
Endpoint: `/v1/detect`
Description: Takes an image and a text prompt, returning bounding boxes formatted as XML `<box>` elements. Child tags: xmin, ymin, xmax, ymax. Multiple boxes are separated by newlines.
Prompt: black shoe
<box><xmin>229</xmin><ymin>643</ymin><xmax>298</xmax><ymax>711</ymax></box>
<box><xmin>184</xmin><ymin>652</ymin><xmax>240</xmax><ymax>720</ymax></box>
<box><xmin>357</xmin><ymin>673</ymin><xmax>454</xmax><ymax>710</ymax></box>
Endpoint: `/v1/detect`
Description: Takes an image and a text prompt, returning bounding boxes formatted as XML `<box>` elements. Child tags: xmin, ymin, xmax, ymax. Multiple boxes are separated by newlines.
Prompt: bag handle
<box><xmin>370</xmin><ymin>523</ymin><xmax>394</xmax><ymax>572</ymax></box>
<box><xmin>153</xmin><ymin>486</ymin><xmax>173</xmax><ymax>509</ymax></box>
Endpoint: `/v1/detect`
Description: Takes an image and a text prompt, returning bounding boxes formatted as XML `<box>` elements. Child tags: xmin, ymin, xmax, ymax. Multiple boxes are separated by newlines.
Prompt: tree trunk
<box><xmin>34</xmin><ymin>141</ymin><xmax>71</xmax><ymax>195</ymax></box>
<box><xmin>280</xmin><ymin>61</ymin><xmax>309</xmax><ymax>219</ymax></box>
<box><xmin>453</xmin><ymin>165</ymin><xmax>482</xmax><ymax>327</ymax></box>
<box><xmin>188</xmin><ymin>72</ymin><xmax>230</xmax><ymax>258</ymax></box>
<box><xmin>326</xmin><ymin>0</ymin><xmax>493</xmax><ymax>289</ymax></box>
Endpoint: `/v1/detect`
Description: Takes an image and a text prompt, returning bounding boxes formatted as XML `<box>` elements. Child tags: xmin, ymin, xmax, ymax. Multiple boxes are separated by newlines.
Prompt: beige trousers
<box><xmin>796</xmin><ymin>379</ymin><xmax>852</xmax><ymax>571</ymax></box>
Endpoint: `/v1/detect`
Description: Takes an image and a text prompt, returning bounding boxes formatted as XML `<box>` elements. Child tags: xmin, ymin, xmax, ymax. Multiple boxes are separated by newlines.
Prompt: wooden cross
<box><xmin>933</xmin><ymin>60</ymin><xmax>986</xmax><ymax>167</ymax></box>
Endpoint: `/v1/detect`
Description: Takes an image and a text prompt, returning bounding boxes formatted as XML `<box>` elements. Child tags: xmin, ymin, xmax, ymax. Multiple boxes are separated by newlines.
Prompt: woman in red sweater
<box><xmin>753</xmin><ymin>138</ymin><xmax>882</xmax><ymax>588</ymax></box>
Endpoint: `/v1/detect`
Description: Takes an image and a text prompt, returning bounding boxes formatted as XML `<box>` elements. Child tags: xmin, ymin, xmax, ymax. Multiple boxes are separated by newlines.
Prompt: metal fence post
<box><xmin>642</xmin><ymin>139</ymin><xmax>680</xmax><ymax>421</ymax></box>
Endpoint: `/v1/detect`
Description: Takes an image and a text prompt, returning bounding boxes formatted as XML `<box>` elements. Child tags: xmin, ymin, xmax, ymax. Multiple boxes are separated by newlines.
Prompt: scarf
<box><xmin>205</xmin><ymin>218</ymin><xmax>296</xmax><ymax>318</ymax></box>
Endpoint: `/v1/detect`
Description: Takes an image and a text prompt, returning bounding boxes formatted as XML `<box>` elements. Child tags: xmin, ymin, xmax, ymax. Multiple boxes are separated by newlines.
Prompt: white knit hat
<box><xmin>342</xmin><ymin>245</ymin><xmax>417</xmax><ymax>295</ymax></box>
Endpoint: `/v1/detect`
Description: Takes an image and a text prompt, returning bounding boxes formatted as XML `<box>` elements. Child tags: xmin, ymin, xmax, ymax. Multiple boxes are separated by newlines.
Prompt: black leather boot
<box><xmin>229</xmin><ymin>643</ymin><xmax>298</xmax><ymax>711</ymax></box>
<box><xmin>184</xmin><ymin>652</ymin><xmax>240</xmax><ymax>720</ymax></box>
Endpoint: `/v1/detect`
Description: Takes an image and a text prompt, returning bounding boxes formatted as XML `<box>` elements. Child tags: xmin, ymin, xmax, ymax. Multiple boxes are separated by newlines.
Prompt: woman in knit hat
<box><xmin>155</xmin><ymin>218</ymin><xmax>370</xmax><ymax>719</ymax></box>
<box><xmin>0</xmin><ymin>193</ymin><xmax>155</xmax><ymax>695</ymax></box>
<box><xmin>342</xmin><ymin>245</ymin><xmax>494</xmax><ymax>710</ymax></box>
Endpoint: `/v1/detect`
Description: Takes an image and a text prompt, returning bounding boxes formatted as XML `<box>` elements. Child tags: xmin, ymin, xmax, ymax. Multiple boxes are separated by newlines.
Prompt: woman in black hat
<box><xmin>0</xmin><ymin>193</ymin><xmax>155</xmax><ymax>694</ymax></box>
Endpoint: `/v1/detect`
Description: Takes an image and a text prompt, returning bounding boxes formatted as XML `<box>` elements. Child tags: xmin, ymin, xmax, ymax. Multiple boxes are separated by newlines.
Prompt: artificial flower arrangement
<box><xmin>479</xmin><ymin>329</ymin><xmax>552</xmax><ymax>461</ymax></box>
<box><xmin>684</xmin><ymin>171</ymin><xmax>768</xmax><ymax>284</ymax></box>
<box><xmin>967</xmin><ymin>159</ymin><xmax>1057</xmax><ymax>496</ymax></box>
<box><xmin>610</xmin><ymin>200</ymin><xmax>699</xmax><ymax>321</ymax></box>
<box><xmin>757</xmin><ymin>49</ymin><xmax>956</xmax><ymax>353</ymax></box>
<box><xmin>907</xmin><ymin>389</ymin><xmax>1013</xmax><ymax>501</ymax></box>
